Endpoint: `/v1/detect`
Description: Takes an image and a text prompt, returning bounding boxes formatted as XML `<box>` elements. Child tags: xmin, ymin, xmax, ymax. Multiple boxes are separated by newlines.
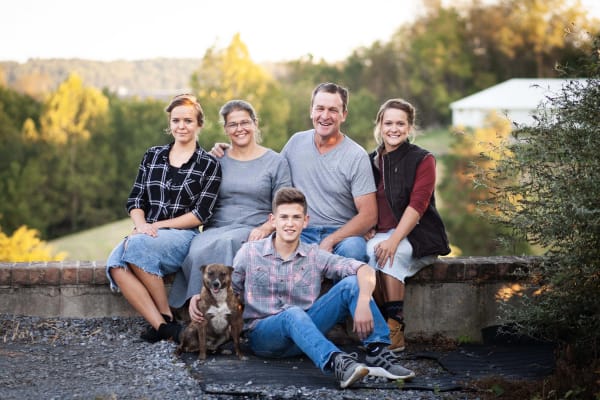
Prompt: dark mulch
<box><xmin>178</xmin><ymin>334</ymin><xmax>555</xmax><ymax>396</ymax></box>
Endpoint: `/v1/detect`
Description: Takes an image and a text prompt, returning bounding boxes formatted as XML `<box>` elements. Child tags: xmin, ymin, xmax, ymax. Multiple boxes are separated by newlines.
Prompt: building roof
<box><xmin>449</xmin><ymin>78</ymin><xmax>585</xmax><ymax>110</ymax></box>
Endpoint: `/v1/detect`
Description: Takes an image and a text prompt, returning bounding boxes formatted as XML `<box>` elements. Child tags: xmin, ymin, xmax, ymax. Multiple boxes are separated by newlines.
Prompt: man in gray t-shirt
<box><xmin>281</xmin><ymin>82</ymin><xmax>376</xmax><ymax>262</ymax></box>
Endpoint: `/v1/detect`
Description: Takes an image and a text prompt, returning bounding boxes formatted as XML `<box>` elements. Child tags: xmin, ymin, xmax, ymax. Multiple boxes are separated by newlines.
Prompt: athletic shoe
<box><xmin>365</xmin><ymin>347</ymin><xmax>415</xmax><ymax>380</ymax></box>
<box><xmin>333</xmin><ymin>352</ymin><xmax>369</xmax><ymax>389</ymax></box>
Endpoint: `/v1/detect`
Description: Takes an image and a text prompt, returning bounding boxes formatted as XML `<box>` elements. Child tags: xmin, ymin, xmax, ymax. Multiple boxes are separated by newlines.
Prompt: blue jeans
<box><xmin>246</xmin><ymin>276</ymin><xmax>390</xmax><ymax>372</ymax></box>
<box><xmin>301</xmin><ymin>226</ymin><xmax>368</xmax><ymax>262</ymax></box>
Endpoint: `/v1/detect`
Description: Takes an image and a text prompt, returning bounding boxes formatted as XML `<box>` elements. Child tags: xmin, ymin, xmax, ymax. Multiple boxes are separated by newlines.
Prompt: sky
<box><xmin>2</xmin><ymin>0</ymin><xmax>599</xmax><ymax>64</ymax></box>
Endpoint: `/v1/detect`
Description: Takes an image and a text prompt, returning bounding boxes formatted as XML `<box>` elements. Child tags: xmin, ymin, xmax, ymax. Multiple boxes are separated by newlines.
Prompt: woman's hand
<box><xmin>374</xmin><ymin>238</ymin><xmax>400</xmax><ymax>268</ymax></box>
<box><xmin>133</xmin><ymin>222</ymin><xmax>158</xmax><ymax>237</ymax></box>
<box><xmin>248</xmin><ymin>226</ymin><xmax>271</xmax><ymax>241</ymax></box>
<box><xmin>363</xmin><ymin>228</ymin><xmax>376</xmax><ymax>241</ymax></box>
<box><xmin>188</xmin><ymin>294</ymin><xmax>205</xmax><ymax>323</ymax></box>
<box><xmin>210</xmin><ymin>142</ymin><xmax>230</xmax><ymax>158</ymax></box>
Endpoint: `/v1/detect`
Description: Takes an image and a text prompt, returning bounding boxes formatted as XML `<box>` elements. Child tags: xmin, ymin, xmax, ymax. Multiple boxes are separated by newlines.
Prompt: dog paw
<box><xmin>220</xmin><ymin>349</ymin><xmax>232</xmax><ymax>355</ymax></box>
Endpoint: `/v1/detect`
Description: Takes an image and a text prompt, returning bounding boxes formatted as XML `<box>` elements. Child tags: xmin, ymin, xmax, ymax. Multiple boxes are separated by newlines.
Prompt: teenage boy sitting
<box><xmin>189</xmin><ymin>187</ymin><xmax>415</xmax><ymax>389</ymax></box>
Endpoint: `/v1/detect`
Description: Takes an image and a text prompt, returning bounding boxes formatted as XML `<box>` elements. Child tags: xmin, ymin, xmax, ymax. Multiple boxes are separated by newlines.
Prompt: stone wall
<box><xmin>0</xmin><ymin>256</ymin><xmax>538</xmax><ymax>342</ymax></box>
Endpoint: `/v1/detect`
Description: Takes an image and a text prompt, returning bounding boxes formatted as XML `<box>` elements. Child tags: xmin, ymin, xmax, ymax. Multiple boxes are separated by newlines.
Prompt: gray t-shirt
<box><xmin>282</xmin><ymin>129</ymin><xmax>375</xmax><ymax>227</ymax></box>
<box><xmin>207</xmin><ymin>149</ymin><xmax>292</xmax><ymax>228</ymax></box>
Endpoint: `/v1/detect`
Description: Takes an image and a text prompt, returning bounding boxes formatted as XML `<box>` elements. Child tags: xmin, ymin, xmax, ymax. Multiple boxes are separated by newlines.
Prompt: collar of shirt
<box><xmin>261</xmin><ymin>232</ymin><xmax>310</xmax><ymax>259</ymax></box>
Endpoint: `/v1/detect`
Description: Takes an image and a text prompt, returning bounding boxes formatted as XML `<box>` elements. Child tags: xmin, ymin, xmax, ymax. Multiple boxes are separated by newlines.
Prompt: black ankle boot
<box><xmin>140</xmin><ymin>314</ymin><xmax>173</xmax><ymax>343</ymax></box>
<box><xmin>157</xmin><ymin>321</ymin><xmax>182</xmax><ymax>344</ymax></box>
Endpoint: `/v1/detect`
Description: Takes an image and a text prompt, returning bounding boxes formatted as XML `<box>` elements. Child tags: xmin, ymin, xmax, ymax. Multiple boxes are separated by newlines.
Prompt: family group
<box><xmin>105</xmin><ymin>82</ymin><xmax>450</xmax><ymax>389</ymax></box>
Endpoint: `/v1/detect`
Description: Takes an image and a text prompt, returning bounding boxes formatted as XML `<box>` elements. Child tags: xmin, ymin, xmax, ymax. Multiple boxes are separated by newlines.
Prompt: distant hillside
<box><xmin>0</xmin><ymin>58</ymin><xmax>203</xmax><ymax>98</ymax></box>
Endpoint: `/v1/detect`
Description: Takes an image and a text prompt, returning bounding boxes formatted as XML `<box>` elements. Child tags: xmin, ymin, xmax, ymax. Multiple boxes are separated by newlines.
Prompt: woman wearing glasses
<box><xmin>106</xmin><ymin>94</ymin><xmax>221</xmax><ymax>343</ymax></box>
<box><xmin>169</xmin><ymin>99</ymin><xmax>291</xmax><ymax>313</ymax></box>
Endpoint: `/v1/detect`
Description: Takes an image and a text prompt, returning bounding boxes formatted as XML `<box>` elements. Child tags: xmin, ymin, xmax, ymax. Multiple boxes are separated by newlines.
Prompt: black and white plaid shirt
<box><xmin>126</xmin><ymin>142</ymin><xmax>221</xmax><ymax>225</ymax></box>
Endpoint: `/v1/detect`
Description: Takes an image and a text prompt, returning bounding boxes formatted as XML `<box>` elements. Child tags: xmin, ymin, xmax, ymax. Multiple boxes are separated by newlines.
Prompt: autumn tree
<box><xmin>465</xmin><ymin>0</ymin><xmax>594</xmax><ymax>79</ymax></box>
<box><xmin>439</xmin><ymin>113</ymin><xmax>531</xmax><ymax>255</ymax></box>
<box><xmin>35</xmin><ymin>74</ymin><xmax>112</xmax><ymax>236</ymax></box>
<box><xmin>190</xmin><ymin>33</ymin><xmax>290</xmax><ymax>151</ymax></box>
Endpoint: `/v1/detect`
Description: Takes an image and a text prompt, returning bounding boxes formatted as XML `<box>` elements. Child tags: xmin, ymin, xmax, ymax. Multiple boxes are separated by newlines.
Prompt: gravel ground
<box><xmin>0</xmin><ymin>314</ymin><xmax>481</xmax><ymax>399</ymax></box>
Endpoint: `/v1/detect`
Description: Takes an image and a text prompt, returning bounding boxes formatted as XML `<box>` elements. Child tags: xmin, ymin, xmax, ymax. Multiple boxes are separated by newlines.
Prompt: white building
<box><xmin>449</xmin><ymin>78</ymin><xmax>584</xmax><ymax>128</ymax></box>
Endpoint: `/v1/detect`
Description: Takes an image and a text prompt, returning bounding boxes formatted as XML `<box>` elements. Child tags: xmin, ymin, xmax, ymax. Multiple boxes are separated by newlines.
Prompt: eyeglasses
<box><xmin>225</xmin><ymin>120</ymin><xmax>253</xmax><ymax>131</ymax></box>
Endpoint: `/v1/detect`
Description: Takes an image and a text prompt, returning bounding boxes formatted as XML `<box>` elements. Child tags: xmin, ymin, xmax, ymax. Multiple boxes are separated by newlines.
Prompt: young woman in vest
<box><xmin>365</xmin><ymin>98</ymin><xmax>451</xmax><ymax>352</ymax></box>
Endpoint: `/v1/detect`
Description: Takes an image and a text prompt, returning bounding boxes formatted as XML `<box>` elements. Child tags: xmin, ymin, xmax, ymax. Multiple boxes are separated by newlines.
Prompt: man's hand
<box><xmin>188</xmin><ymin>293</ymin><xmax>205</xmax><ymax>323</ymax></box>
<box><xmin>210</xmin><ymin>142</ymin><xmax>230</xmax><ymax>158</ymax></box>
<box><xmin>319</xmin><ymin>235</ymin><xmax>337</xmax><ymax>253</ymax></box>
<box><xmin>363</xmin><ymin>228</ymin><xmax>376</xmax><ymax>241</ymax></box>
<box><xmin>352</xmin><ymin>298</ymin><xmax>374</xmax><ymax>340</ymax></box>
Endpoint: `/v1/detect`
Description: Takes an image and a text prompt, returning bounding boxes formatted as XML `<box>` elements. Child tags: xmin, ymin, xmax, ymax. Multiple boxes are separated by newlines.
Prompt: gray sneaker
<box><xmin>333</xmin><ymin>352</ymin><xmax>369</xmax><ymax>389</ymax></box>
<box><xmin>365</xmin><ymin>348</ymin><xmax>416</xmax><ymax>380</ymax></box>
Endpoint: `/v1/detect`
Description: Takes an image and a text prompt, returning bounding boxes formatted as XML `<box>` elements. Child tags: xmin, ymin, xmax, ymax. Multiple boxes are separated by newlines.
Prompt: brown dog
<box><xmin>176</xmin><ymin>263</ymin><xmax>244</xmax><ymax>360</ymax></box>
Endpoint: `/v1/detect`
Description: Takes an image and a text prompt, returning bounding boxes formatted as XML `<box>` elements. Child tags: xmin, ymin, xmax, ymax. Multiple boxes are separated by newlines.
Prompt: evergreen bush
<box><xmin>477</xmin><ymin>34</ymin><xmax>599</xmax><ymax>397</ymax></box>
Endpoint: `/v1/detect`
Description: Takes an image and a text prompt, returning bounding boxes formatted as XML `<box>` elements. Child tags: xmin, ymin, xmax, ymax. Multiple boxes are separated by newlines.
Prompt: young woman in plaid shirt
<box><xmin>106</xmin><ymin>94</ymin><xmax>221</xmax><ymax>343</ymax></box>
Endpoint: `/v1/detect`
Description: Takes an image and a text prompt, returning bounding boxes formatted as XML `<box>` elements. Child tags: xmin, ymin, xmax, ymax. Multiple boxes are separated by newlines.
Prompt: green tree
<box><xmin>343</xmin><ymin>88</ymin><xmax>379</xmax><ymax>150</ymax></box>
<box><xmin>477</xmin><ymin>37</ymin><xmax>599</xmax><ymax>396</ymax></box>
<box><xmin>401</xmin><ymin>5</ymin><xmax>473</xmax><ymax>125</ymax></box>
<box><xmin>0</xmin><ymin>87</ymin><xmax>48</xmax><ymax>235</ymax></box>
<box><xmin>340</xmin><ymin>0</ymin><xmax>597</xmax><ymax>128</ymax></box>
<box><xmin>103</xmin><ymin>93</ymin><xmax>168</xmax><ymax>220</ymax></box>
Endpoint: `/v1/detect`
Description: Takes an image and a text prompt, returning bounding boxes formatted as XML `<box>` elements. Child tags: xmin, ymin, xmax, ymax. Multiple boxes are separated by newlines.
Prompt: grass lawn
<box><xmin>413</xmin><ymin>127</ymin><xmax>455</xmax><ymax>156</ymax></box>
<box><xmin>49</xmin><ymin>218</ymin><xmax>132</xmax><ymax>262</ymax></box>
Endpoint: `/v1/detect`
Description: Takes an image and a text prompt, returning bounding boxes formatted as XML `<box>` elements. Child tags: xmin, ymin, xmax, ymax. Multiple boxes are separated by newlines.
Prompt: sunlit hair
<box><xmin>165</xmin><ymin>93</ymin><xmax>204</xmax><ymax>127</ymax></box>
<box><xmin>311</xmin><ymin>82</ymin><xmax>349</xmax><ymax>112</ymax></box>
<box><xmin>272</xmin><ymin>187</ymin><xmax>307</xmax><ymax>215</ymax></box>
<box><xmin>373</xmin><ymin>98</ymin><xmax>416</xmax><ymax>145</ymax></box>
<box><xmin>219</xmin><ymin>99</ymin><xmax>262</xmax><ymax>144</ymax></box>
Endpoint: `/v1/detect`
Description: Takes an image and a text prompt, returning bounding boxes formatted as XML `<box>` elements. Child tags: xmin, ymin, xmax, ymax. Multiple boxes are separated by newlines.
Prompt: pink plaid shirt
<box><xmin>232</xmin><ymin>235</ymin><xmax>364</xmax><ymax>330</ymax></box>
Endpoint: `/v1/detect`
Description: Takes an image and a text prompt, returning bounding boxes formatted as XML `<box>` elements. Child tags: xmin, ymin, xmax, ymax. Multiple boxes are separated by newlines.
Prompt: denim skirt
<box><xmin>105</xmin><ymin>228</ymin><xmax>197</xmax><ymax>292</ymax></box>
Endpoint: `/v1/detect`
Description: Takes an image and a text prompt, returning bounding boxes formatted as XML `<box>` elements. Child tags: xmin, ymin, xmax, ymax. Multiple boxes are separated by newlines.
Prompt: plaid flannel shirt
<box><xmin>126</xmin><ymin>142</ymin><xmax>221</xmax><ymax>224</ymax></box>
<box><xmin>232</xmin><ymin>234</ymin><xmax>364</xmax><ymax>330</ymax></box>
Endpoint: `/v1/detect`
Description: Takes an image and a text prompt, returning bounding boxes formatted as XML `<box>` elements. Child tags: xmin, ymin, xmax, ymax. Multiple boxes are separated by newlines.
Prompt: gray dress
<box><xmin>168</xmin><ymin>149</ymin><xmax>292</xmax><ymax>308</ymax></box>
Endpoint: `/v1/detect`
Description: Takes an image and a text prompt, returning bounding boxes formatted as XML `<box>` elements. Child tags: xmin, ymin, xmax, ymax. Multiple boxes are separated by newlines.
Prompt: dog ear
<box><xmin>199</xmin><ymin>264</ymin><xmax>207</xmax><ymax>274</ymax></box>
<box><xmin>225</xmin><ymin>265</ymin><xmax>234</xmax><ymax>273</ymax></box>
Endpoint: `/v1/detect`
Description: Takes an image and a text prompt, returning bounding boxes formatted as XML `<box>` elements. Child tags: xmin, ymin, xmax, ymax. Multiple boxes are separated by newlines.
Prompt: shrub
<box><xmin>477</xmin><ymin>35</ymin><xmax>599</xmax><ymax>398</ymax></box>
<box><xmin>0</xmin><ymin>225</ymin><xmax>67</xmax><ymax>262</ymax></box>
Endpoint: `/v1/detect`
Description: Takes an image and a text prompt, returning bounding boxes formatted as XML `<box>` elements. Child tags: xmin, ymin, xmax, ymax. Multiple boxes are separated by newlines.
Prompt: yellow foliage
<box><xmin>21</xmin><ymin>118</ymin><xmax>39</xmax><ymax>142</ymax></box>
<box><xmin>39</xmin><ymin>73</ymin><xmax>109</xmax><ymax>145</ymax></box>
<box><xmin>445</xmin><ymin>244</ymin><xmax>463</xmax><ymax>257</ymax></box>
<box><xmin>196</xmin><ymin>33</ymin><xmax>274</xmax><ymax>106</ymax></box>
<box><xmin>451</xmin><ymin>112</ymin><xmax>514</xmax><ymax>210</ymax></box>
<box><xmin>0</xmin><ymin>225</ymin><xmax>67</xmax><ymax>262</ymax></box>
